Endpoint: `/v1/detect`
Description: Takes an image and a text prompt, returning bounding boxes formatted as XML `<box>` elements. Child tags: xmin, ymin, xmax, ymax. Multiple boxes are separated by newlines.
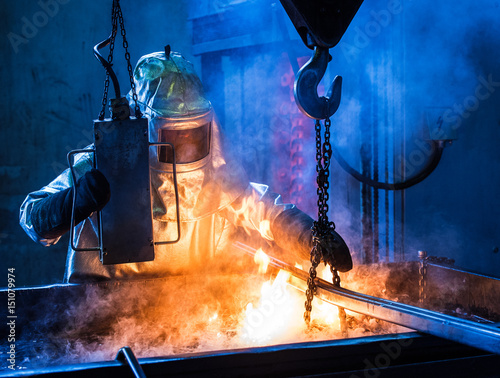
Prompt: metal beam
<box><xmin>234</xmin><ymin>242</ymin><xmax>500</xmax><ymax>355</ymax></box>
<box><xmin>4</xmin><ymin>333</ymin><xmax>498</xmax><ymax>377</ymax></box>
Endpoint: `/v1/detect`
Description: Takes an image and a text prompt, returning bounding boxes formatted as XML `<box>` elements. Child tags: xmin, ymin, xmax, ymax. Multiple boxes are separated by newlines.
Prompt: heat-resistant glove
<box><xmin>271</xmin><ymin>207</ymin><xmax>353</xmax><ymax>272</ymax></box>
<box><xmin>315</xmin><ymin>228</ymin><xmax>352</xmax><ymax>272</ymax></box>
<box><xmin>31</xmin><ymin>169</ymin><xmax>110</xmax><ymax>240</ymax></box>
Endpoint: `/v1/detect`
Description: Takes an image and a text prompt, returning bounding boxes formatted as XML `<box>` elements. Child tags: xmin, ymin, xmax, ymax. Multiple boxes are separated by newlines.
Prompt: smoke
<box><xmin>187</xmin><ymin>1</ymin><xmax>379</xmax><ymax>264</ymax></box>
<box><xmin>331</xmin><ymin>0</ymin><xmax>500</xmax><ymax>152</ymax></box>
<box><xmin>3</xmin><ymin>254</ymin><xmax>418</xmax><ymax>371</ymax></box>
<box><xmin>11</xmin><ymin>274</ymin><xmax>254</xmax><ymax>369</ymax></box>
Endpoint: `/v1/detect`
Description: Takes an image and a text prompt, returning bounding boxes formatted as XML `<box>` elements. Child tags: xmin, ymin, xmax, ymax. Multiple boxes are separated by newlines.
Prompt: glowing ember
<box><xmin>241</xmin><ymin>249</ymin><xmax>346</xmax><ymax>345</ymax></box>
<box><xmin>6</xmin><ymin>247</ymin><xmax>410</xmax><ymax>370</ymax></box>
<box><xmin>241</xmin><ymin>270</ymin><xmax>304</xmax><ymax>344</ymax></box>
<box><xmin>254</xmin><ymin>248</ymin><xmax>270</xmax><ymax>274</ymax></box>
<box><xmin>320</xmin><ymin>265</ymin><xmax>333</xmax><ymax>282</ymax></box>
<box><xmin>258</xmin><ymin>220</ymin><xmax>273</xmax><ymax>240</ymax></box>
<box><xmin>311</xmin><ymin>298</ymin><xmax>340</xmax><ymax>327</ymax></box>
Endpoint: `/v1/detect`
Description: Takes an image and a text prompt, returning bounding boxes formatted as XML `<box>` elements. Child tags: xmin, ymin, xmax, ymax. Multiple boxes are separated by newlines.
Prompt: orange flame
<box><xmin>241</xmin><ymin>249</ymin><xmax>346</xmax><ymax>344</ymax></box>
<box><xmin>254</xmin><ymin>248</ymin><xmax>270</xmax><ymax>274</ymax></box>
<box><xmin>241</xmin><ymin>270</ymin><xmax>304</xmax><ymax>344</ymax></box>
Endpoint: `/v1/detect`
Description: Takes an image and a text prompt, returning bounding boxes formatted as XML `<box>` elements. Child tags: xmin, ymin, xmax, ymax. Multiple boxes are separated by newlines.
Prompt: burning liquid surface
<box><xmin>5</xmin><ymin>251</ymin><xmax>410</xmax><ymax>371</ymax></box>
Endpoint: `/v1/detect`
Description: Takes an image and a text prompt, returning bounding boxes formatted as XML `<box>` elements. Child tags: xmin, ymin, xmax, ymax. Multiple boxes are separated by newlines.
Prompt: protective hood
<box><xmin>129</xmin><ymin>51</ymin><xmax>247</xmax><ymax>222</ymax></box>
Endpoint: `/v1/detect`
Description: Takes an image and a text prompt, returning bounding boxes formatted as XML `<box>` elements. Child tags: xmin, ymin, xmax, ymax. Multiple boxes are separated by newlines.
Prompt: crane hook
<box><xmin>294</xmin><ymin>46</ymin><xmax>342</xmax><ymax>120</ymax></box>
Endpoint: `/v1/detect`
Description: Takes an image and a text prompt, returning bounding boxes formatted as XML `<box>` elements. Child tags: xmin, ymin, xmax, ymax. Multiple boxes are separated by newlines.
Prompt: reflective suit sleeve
<box><xmin>222</xmin><ymin>182</ymin><xmax>313</xmax><ymax>262</ymax></box>
<box><xmin>271</xmin><ymin>206</ymin><xmax>314</xmax><ymax>261</ymax></box>
<box><xmin>19</xmin><ymin>150</ymin><xmax>94</xmax><ymax>246</ymax></box>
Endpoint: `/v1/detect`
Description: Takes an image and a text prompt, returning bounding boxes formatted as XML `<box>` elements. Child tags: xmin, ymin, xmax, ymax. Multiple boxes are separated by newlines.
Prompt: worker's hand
<box><xmin>74</xmin><ymin>169</ymin><xmax>111</xmax><ymax>218</ymax></box>
<box><xmin>31</xmin><ymin>169</ymin><xmax>110</xmax><ymax>240</ymax></box>
<box><xmin>317</xmin><ymin>229</ymin><xmax>353</xmax><ymax>272</ymax></box>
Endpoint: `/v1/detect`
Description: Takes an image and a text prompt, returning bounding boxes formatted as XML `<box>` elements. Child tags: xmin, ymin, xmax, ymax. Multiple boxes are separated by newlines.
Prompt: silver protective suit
<box><xmin>19</xmin><ymin>51</ymin><xmax>312</xmax><ymax>283</ymax></box>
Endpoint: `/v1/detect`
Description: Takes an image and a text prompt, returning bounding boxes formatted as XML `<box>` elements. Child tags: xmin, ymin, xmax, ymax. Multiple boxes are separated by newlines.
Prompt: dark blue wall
<box><xmin>401</xmin><ymin>1</ymin><xmax>500</xmax><ymax>276</ymax></box>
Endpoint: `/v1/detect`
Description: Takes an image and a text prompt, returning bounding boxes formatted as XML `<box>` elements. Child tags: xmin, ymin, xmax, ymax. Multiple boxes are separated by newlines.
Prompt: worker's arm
<box><xmin>222</xmin><ymin>182</ymin><xmax>352</xmax><ymax>271</ymax></box>
<box><xmin>19</xmin><ymin>150</ymin><xmax>109</xmax><ymax>246</ymax></box>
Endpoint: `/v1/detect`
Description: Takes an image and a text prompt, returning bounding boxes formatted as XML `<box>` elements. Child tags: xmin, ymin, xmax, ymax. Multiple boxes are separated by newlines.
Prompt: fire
<box><xmin>241</xmin><ymin>269</ymin><xmax>304</xmax><ymax>344</ymax></box>
<box><xmin>258</xmin><ymin>220</ymin><xmax>273</xmax><ymax>240</ymax></box>
<box><xmin>311</xmin><ymin>298</ymin><xmax>340</xmax><ymax>325</ymax></box>
<box><xmin>320</xmin><ymin>265</ymin><xmax>334</xmax><ymax>282</ymax></box>
<box><xmin>311</xmin><ymin>265</ymin><xmax>340</xmax><ymax>326</ymax></box>
<box><xmin>254</xmin><ymin>248</ymin><xmax>270</xmax><ymax>274</ymax></box>
<box><xmin>16</xmin><ymin>244</ymin><xmax>408</xmax><ymax>370</ymax></box>
<box><xmin>241</xmin><ymin>249</ymin><xmax>343</xmax><ymax>345</ymax></box>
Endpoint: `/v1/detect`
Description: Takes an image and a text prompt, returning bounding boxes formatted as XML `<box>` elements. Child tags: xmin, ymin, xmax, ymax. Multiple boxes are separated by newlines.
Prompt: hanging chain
<box><xmin>303</xmin><ymin>118</ymin><xmax>347</xmax><ymax>335</ymax></box>
<box><xmin>304</xmin><ymin>229</ymin><xmax>321</xmax><ymax>323</ymax></box>
<box><xmin>304</xmin><ymin>118</ymin><xmax>343</xmax><ymax>324</ymax></box>
<box><xmin>115</xmin><ymin>1</ymin><xmax>141</xmax><ymax>118</ymax></box>
<box><xmin>98</xmin><ymin>0</ymin><xmax>141</xmax><ymax>120</ymax></box>
<box><xmin>304</xmin><ymin>119</ymin><xmax>324</xmax><ymax>324</ymax></box>
<box><xmin>99</xmin><ymin>3</ymin><xmax>118</xmax><ymax>120</ymax></box>
<box><xmin>418</xmin><ymin>251</ymin><xmax>428</xmax><ymax>305</ymax></box>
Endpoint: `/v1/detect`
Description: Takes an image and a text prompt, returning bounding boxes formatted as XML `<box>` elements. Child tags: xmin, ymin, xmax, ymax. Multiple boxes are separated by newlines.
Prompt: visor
<box><xmin>158</xmin><ymin>122</ymin><xmax>211</xmax><ymax>164</ymax></box>
<box><xmin>151</xmin><ymin>111</ymin><xmax>213</xmax><ymax>166</ymax></box>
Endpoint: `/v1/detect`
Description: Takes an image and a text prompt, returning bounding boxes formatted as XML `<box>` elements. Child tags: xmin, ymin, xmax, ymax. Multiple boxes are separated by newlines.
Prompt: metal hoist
<box><xmin>68</xmin><ymin>0</ymin><xmax>180</xmax><ymax>266</ymax></box>
<box><xmin>280</xmin><ymin>0</ymin><xmax>452</xmax><ymax>328</ymax></box>
<box><xmin>280</xmin><ymin>0</ymin><xmax>364</xmax><ymax>330</ymax></box>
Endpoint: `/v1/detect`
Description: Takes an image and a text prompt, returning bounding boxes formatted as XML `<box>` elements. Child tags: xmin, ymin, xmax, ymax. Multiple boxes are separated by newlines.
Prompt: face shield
<box><xmin>150</xmin><ymin>111</ymin><xmax>213</xmax><ymax>171</ymax></box>
<box><xmin>157</xmin><ymin>118</ymin><xmax>211</xmax><ymax>165</ymax></box>
<box><xmin>128</xmin><ymin>51</ymin><xmax>248</xmax><ymax>222</ymax></box>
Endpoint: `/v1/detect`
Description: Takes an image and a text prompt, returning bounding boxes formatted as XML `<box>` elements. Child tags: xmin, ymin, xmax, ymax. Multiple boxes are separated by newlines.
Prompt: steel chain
<box><xmin>419</xmin><ymin>258</ymin><xmax>427</xmax><ymax>305</ymax></box>
<box><xmin>99</xmin><ymin>0</ymin><xmax>141</xmax><ymax>120</ymax></box>
<box><xmin>304</xmin><ymin>241</ymin><xmax>321</xmax><ymax>322</ymax></box>
<box><xmin>304</xmin><ymin>118</ymin><xmax>343</xmax><ymax>326</ymax></box>
<box><xmin>99</xmin><ymin>2</ymin><xmax>118</xmax><ymax>120</ymax></box>
<box><xmin>324</xmin><ymin>118</ymin><xmax>347</xmax><ymax>335</ymax></box>
<box><xmin>115</xmin><ymin>1</ymin><xmax>141</xmax><ymax>118</ymax></box>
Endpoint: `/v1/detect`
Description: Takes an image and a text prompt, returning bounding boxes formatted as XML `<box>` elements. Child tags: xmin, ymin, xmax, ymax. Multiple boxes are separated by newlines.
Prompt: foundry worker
<box><xmin>19</xmin><ymin>51</ymin><xmax>352</xmax><ymax>283</ymax></box>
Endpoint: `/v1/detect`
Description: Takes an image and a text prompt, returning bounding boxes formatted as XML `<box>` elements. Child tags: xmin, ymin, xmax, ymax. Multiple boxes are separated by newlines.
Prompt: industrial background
<box><xmin>1</xmin><ymin>0</ymin><xmax>499</xmax><ymax>287</ymax></box>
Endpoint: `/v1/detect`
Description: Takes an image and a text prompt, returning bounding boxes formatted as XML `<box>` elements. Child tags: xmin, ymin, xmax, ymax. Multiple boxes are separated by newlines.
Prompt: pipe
<box><xmin>312</xmin><ymin>279</ymin><xmax>500</xmax><ymax>356</ymax></box>
<box><xmin>233</xmin><ymin>242</ymin><xmax>500</xmax><ymax>355</ymax></box>
<box><xmin>331</xmin><ymin>140</ymin><xmax>445</xmax><ymax>190</ymax></box>
<box><xmin>116</xmin><ymin>346</ymin><xmax>147</xmax><ymax>378</ymax></box>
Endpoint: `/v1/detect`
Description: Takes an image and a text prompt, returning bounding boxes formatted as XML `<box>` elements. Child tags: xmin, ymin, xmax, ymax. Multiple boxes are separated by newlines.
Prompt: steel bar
<box><xmin>116</xmin><ymin>346</ymin><xmax>147</xmax><ymax>378</ymax></box>
<box><xmin>4</xmin><ymin>334</ymin><xmax>498</xmax><ymax>377</ymax></box>
<box><xmin>234</xmin><ymin>242</ymin><xmax>500</xmax><ymax>355</ymax></box>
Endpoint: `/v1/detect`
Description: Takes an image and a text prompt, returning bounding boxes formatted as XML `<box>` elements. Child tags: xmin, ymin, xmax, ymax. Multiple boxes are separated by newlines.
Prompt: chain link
<box><xmin>99</xmin><ymin>2</ymin><xmax>118</xmax><ymax>120</ymax></box>
<box><xmin>304</xmin><ymin>118</ymin><xmax>343</xmax><ymax>327</ymax></box>
<box><xmin>304</xmin><ymin>120</ymin><xmax>323</xmax><ymax>323</ymax></box>
<box><xmin>99</xmin><ymin>0</ymin><xmax>141</xmax><ymax>120</ymax></box>
<box><xmin>419</xmin><ymin>258</ymin><xmax>427</xmax><ymax>305</ymax></box>
<box><xmin>304</xmin><ymin>242</ymin><xmax>321</xmax><ymax>323</ymax></box>
<box><xmin>115</xmin><ymin>1</ymin><xmax>141</xmax><ymax>118</ymax></box>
